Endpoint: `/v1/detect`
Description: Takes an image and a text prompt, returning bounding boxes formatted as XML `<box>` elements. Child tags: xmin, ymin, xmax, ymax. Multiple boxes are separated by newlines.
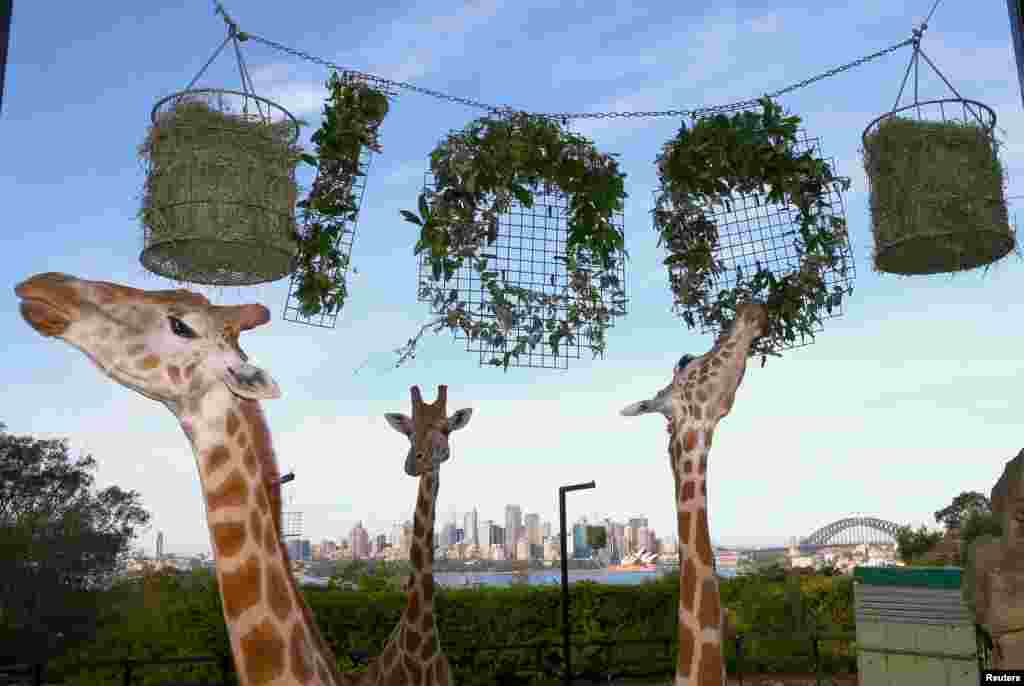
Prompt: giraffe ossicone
<box><xmin>620</xmin><ymin>303</ymin><xmax>768</xmax><ymax>686</ymax></box>
<box><xmin>13</xmin><ymin>272</ymin><xmax>457</xmax><ymax>686</ymax></box>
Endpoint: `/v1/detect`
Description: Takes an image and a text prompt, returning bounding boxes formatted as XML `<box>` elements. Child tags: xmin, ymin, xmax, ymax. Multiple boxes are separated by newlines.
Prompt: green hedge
<box><xmin>44</xmin><ymin>571</ymin><xmax>856</xmax><ymax>685</ymax></box>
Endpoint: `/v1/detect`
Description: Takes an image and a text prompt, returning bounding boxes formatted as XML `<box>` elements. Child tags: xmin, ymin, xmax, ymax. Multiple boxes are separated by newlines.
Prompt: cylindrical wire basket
<box><xmin>139</xmin><ymin>88</ymin><xmax>302</xmax><ymax>286</ymax></box>
<box><xmin>862</xmin><ymin>99</ymin><xmax>1014</xmax><ymax>275</ymax></box>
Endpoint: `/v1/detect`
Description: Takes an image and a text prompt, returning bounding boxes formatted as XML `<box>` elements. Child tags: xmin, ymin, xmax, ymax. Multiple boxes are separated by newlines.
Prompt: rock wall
<box><xmin>964</xmin><ymin>448</ymin><xmax>1024</xmax><ymax>668</ymax></box>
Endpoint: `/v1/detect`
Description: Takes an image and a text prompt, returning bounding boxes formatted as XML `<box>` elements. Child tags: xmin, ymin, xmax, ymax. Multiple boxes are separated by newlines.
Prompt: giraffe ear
<box><xmin>384</xmin><ymin>413</ymin><xmax>413</xmax><ymax>435</ymax></box>
<box><xmin>620</xmin><ymin>396</ymin><xmax>670</xmax><ymax>418</ymax></box>
<box><xmin>447</xmin><ymin>408</ymin><xmax>473</xmax><ymax>432</ymax></box>
<box><xmin>223</xmin><ymin>362</ymin><xmax>280</xmax><ymax>400</ymax></box>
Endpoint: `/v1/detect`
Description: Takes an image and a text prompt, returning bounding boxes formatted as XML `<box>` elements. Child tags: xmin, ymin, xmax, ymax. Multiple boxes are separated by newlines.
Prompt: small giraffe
<box><xmin>377</xmin><ymin>384</ymin><xmax>471</xmax><ymax>686</ymax></box>
<box><xmin>620</xmin><ymin>303</ymin><xmax>768</xmax><ymax>686</ymax></box>
<box><xmin>17</xmin><ymin>272</ymin><xmax>374</xmax><ymax>686</ymax></box>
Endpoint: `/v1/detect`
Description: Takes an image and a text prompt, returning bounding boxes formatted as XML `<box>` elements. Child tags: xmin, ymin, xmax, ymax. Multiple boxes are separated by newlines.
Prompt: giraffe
<box><xmin>375</xmin><ymin>384</ymin><xmax>471</xmax><ymax>686</ymax></box>
<box><xmin>620</xmin><ymin>303</ymin><xmax>768</xmax><ymax>686</ymax></box>
<box><xmin>16</xmin><ymin>272</ymin><xmax>394</xmax><ymax>686</ymax></box>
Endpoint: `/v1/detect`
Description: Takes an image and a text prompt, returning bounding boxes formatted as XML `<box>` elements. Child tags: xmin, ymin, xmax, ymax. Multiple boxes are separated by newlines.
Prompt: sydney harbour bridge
<box><xmin>733</xmin><ymin>516</ymin><xmax>901</xmax><ymax>558</ymax></box>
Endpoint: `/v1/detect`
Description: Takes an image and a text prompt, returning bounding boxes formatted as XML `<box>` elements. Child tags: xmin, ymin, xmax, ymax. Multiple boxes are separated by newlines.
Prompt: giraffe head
<box><xmin>384</xmin><ymin>385</ymin><xmax>473</xmax><ymax>477</ymax></box>
<box><xmin>15</xmin><ymin>272</ymin><xmax>280</xmax><ymax>410</ymax></box>
<box><xmin>619</xmin><ymin>303</ymin><xmax>768</xmax><ymax>429</ymax></box>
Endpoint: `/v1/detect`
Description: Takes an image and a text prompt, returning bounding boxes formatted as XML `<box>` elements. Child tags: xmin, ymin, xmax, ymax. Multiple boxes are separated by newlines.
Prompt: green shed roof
<box><xmin>854</xmin><ymin>566</ymin><xmax>962</xmax><ymax>589</ymax></box>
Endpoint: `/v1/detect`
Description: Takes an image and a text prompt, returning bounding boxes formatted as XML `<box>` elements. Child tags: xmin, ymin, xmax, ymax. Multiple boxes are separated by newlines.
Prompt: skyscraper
<box><xmin>156</xmin><ymin>531</ymin><xmax>164</xmax><ymax>560</ymax></box>
<box><xmin>505</xmin><ymin>504</ymin><xmax>522</xmax><ymax>558</ymax></box>
<box><xmin>464</xmin><ymin>508</ymin><xmax>479</xmax><ymax>546</ymax></box>
<box><xmin>350</xmin><ymin>521</ymin><xmax>370</xmax><ymax>560</ymax></box>
<box><xmin>524</xmin><ymin>513</ymin><xmax>542</xmax><ymax>545</ymax></box>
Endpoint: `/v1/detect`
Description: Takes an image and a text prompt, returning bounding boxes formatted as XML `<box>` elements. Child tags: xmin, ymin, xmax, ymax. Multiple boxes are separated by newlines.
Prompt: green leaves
<box><xmin>400</xmin><ymin>110</ymin><xmax>628</xmax><ymax>369</ymax></box>
<box><xmin>654</xmin><ymin>97</ymin><xmax>851</xmax><ymax>359</ymax></box>
<box><xmin>291</xmin><ymin>74</ymin><xmax>390</xmax><ymax>318</ymax></box>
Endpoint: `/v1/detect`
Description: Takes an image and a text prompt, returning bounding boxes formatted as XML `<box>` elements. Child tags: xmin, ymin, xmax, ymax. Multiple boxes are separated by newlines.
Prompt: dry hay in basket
<box><xmin>863</xmin><ymin>115</ymin><xmax>1015</xmax><ymax>275</ymax></box>
<box><xmin>138</xmin><ymin>94</ymin><xmax>303</xmax><ymax>286</ymax></box>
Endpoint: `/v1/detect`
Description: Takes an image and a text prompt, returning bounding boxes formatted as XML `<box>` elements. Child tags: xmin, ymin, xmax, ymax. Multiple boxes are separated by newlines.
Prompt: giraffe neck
<box><xmin>670</xmin><ymin>429</ymin><xmax>726</xmax><ymax>686</ymax></box>
<box><xmin>178</xmin><ymin>383</ymin><xmax>350</xmax><ymax>686</ymax></box>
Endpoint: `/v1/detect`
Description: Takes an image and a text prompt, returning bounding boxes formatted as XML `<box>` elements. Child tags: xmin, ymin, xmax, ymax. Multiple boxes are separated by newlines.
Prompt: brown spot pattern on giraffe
<box><xmin>404</xmin><ymin>624</ymin><xmax>422</xmax><ymax>653</ymax></box>
<box><xmin>244</xmin><ymin>448</ymin><xmax>258</xmax><ymax>475</ymax></box>
<box><xmin>206</xmin><ymin>470</ymin><xmax>248</xmax><ymax>511</ymax></box>
<box><xmin>267</xmin><ymin>563</ymin><xmax>293</xmax><ymax>622</ymax></box>
<box><xmin>236</xmin><ymin>431</ymin><xmax>248</xmax><ymax>450</ymax></box>
<box><xmin>167</xmin><ymin>365</ymin><xmax>182</xmax><ymax>384</ymax></box>
<box><xmin>683</xmin><ymin>460</ymin><xmax>693</xmax><ymax>474</ymax></box>
<box><xmin>205</xmin><ymin>445</ymin><xmax>231</xmax><ymax>474</ymax></box>
<box><xmin>211</xmin><ymin>522</ymin><xmax>247</xmax><ymax>558</ymax></box>
<box><xmin>403</xmin><ymin>654</ymin><xmax>423</xmax><ymax>684</ymax></box>
<box><xmin>255</xmin><ymin>483</ymin><xmax>269</xmax><ymax>514</ymax></box>
<box><xmin>239</xmin><ymin>619</ymin><xmax>285</xmax><ymax>686</ymax></box>
<box><xmin>699</xmin><ymin>455</ymin><xmax>707</xmax><ymax>474</ymax></box>
<box><xmin>289</xmin><ymin>623</ymin><xmax>314</xmax><ymax>684</ymax></box>
<box><xmin>220</xmin><ymin>554</ymin><xmax>262</xmax><ymax>619</ymax></box>
<box><xmin>249</xmin><ymin>510</ymin><xmax>263</xmax><ymax>549</ymax></box>
<box><xmin>681</xmin><ymin>558</ymin><xmax>697</xmax><ymax>612</ymax></box>
<box><xmin>681</xmin><ymin>480</ymin><xmax>695</xmax><ymax>502</ymax></box>
<box><xmin>696</xmin><ymin>388</ymin><xmax>709</xmax><ymax>403</ymax></box>
<box><xmin>698</xmin><ymin>643</ymin><xmax>724</xmax><ymax>686</ymax></box>
<box><xmin>695</xmin><ymin>509</ymin><xmax>713</xmax><ymax>566</ymax></box>
<box><xmin>677</xmin><ymin>624</ymin><xmax>695</xmax><ymax>676</ymax></box>
<box><xmin>679</xmin><ymin>510</ymin><xmax>692</xmax><ymax>545</ymax></box>
<box><xmin>698</xmin><ymin>578</ymin><xmax>721</xmax><ymax>629</ymax></box>
<box><xmin>184</xmin><ymin>362</ymin><xmax>197</xmax><ymax>379</ymax></box>
<box><xmin>422</xmin><ymin>573</ymin><xmax>434</xmax><ymax>603</ymax></box>
<box><xmin>419</xmin><ymin>631</ymin><xmax>436</xmax><ymax>661</ymax></box>
<box><xmin>436</xmin><ymin>657</ymin><xmax>450</xmax><ymax>685</ymax></box>
<box><xmin>692</xmin><ymin>404</ymin><xmax>702</xmax><ymax>420</ymax></box>
<box><xmin>407</xmin><ymin>588</ymin><xmax>421</xmax><ymax>621</ymax></box>
<box><xmin>410</xmin><ymin>541</ymin><xmax>423</xmax><ymax>570</ymax></box>
<box><xmin>126</xmin><ymin>343</ymin><xmax>146</xmax><ymax>356</ymax></box>
<box><xmin>684</xmin><ymin>430</ymin><xmax>698</xmax><ymax>452</ymax></box>
<box><xmin>225</xmin><ymin>410</ymin><xmax>240</xmax><ymax>437</ymax></box>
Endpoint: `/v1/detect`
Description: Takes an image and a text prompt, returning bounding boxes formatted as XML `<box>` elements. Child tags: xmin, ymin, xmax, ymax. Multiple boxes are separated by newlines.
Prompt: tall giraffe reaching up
<box><xmin>16</xmin><ymin>272</ymin><xmax>405</xmax><ymax>686</ymax></box>
<box><xmin>376</xmin><ymin>384</ymin><xmax>471</xmax><ymax>686</ymax></box>
<box><xmin>620</xmin><ymin>303</ymin><xmax>768</xmax><ymax>686</ymax></box>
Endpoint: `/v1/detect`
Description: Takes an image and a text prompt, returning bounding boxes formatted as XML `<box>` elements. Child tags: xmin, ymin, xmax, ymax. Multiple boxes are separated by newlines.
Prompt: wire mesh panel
<box><xmin>282</xmin><ymin>75</ymin><xmax>395</xmax><ymax>328</ymax></box>
<box><xmin>417</xmin><ymin>174</ymin><xmax>628</xmax><ymax>369</ymax></box>
<box><xmin>658</xmin><ymin>130</ymin><xmax>855</xmax><ymax>351</ymax></box>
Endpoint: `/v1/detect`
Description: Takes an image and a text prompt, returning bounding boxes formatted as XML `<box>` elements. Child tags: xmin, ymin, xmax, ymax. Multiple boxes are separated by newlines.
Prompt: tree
<box><xmin>959</xmin><ymin>508</ymin><xmax>1003</xmax><ymax>563</ymax></box>
<box><xmin>0</xmin><ymin>422</ymin><xmax>151</xmax><ymax>662</ymax></box>
<box><xmin>585</xmin><ymin>525</ymin><xmax>607</xmax><ymax>563</ymax></box>
<box><xmin>894</xmin><ymin>524</ymin><xmax>943</xmax><ymax>564</ymax></box>
<box><xmin>933</xmin><ymin>491</ymin><xmax>991</xmax><ymax>530</ymax></box>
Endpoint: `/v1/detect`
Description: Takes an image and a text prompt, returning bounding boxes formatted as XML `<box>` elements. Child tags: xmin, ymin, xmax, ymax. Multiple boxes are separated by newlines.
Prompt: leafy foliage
<box><xmin>291</xmin><ymin>73</ymin><xmax>389</xmax><ymax>317</ymax></box>
<box><xmin>654</xmin><ymin>97</ymin><xmax>853</xmax><ymax>359</ymax></box>
<box><xmin>399</xmin><ymin>110</ymin><xmax>628</xmax><ymax>370</ymax></box>
<box><xmin>933</xmin><ymin>490</ymin><xmax>992</xmax><ymax>530</ymax></box>
<box><xmin>585</xmin><ymin>526</ymin><xmax>608</xmax><ymax>551</ymax></box>
<box><xmin>0</xmin><ymin>422</ymin><xmax>151</xmax><ymax>663</ymax></box>
<box><xmin>894</xmin><ymin>523</ymin><xmax>944</xmax><ymax>564</ymax></box>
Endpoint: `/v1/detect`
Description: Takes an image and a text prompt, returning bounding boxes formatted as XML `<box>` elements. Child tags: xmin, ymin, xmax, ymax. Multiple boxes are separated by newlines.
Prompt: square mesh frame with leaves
<box><xmin>657</xmin><ymin>131</ymin><xmax>855</xmax><ymax>351</ymax></box>
<box><xmin>417</xmin><ymin>174</ymin><xmax>628</xmax><ymax>369</ymax></box>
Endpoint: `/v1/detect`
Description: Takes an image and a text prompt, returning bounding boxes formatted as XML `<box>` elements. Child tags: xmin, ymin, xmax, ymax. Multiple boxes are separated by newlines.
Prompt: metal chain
<box><xmin>242</xmin><ymin>30</ymin><xmax>916</xmax><ymax>120</ymax></box>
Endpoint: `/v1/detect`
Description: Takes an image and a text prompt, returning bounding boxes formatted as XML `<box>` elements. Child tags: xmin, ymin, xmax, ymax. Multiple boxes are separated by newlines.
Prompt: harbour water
<box><xmin>434</xmin><ymin>566</ymin><xmax>737</xmax><ymax>588</ymax></box>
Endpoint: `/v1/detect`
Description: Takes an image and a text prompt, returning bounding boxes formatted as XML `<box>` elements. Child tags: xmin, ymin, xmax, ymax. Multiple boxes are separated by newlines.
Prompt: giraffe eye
<box><xmin>168</xmin><ymin>316</ymin><xmax>197</xmax><ymax>339</ymax></box>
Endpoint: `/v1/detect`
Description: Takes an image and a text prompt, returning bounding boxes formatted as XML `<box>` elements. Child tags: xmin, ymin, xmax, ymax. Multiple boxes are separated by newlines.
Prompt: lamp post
<box><xmin>558</xmin><ymin>480</ymin><xmax>595</xmax><ymax>686</ymax></box>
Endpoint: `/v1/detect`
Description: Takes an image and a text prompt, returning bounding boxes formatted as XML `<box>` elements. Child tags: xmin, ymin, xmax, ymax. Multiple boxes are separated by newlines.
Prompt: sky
<box><xmin>3</xmin><ymin>0</ymin><xmax>1023</xmax><ymax>557</ymax></box>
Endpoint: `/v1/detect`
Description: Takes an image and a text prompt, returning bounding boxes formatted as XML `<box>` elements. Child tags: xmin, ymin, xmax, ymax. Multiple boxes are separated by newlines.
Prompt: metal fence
<box><xmin>0</xmin><ymin>624</ymin><xmax>996</xmax><ymax>686</ymax></box>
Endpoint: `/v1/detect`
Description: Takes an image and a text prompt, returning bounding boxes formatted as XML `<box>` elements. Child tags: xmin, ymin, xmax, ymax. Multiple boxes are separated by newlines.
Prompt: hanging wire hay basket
<box><xmin>658</xmin><ymin>130</ymin><xmax>855</xmax><ymax>352</ymax></box>
<box><xmin>862</xmin><ymin>100</ymin><xmax>1014</xmax><ymax>276</ymax></box>
<box><xmin>416</xmin><ymin>173</ymin><xmax>628</xmax><ymax>370</ymax></box>
<box><xmin>139</xmin><ymin>88</ymin><xmax>303</xmax><ymax>286</ymax></box>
